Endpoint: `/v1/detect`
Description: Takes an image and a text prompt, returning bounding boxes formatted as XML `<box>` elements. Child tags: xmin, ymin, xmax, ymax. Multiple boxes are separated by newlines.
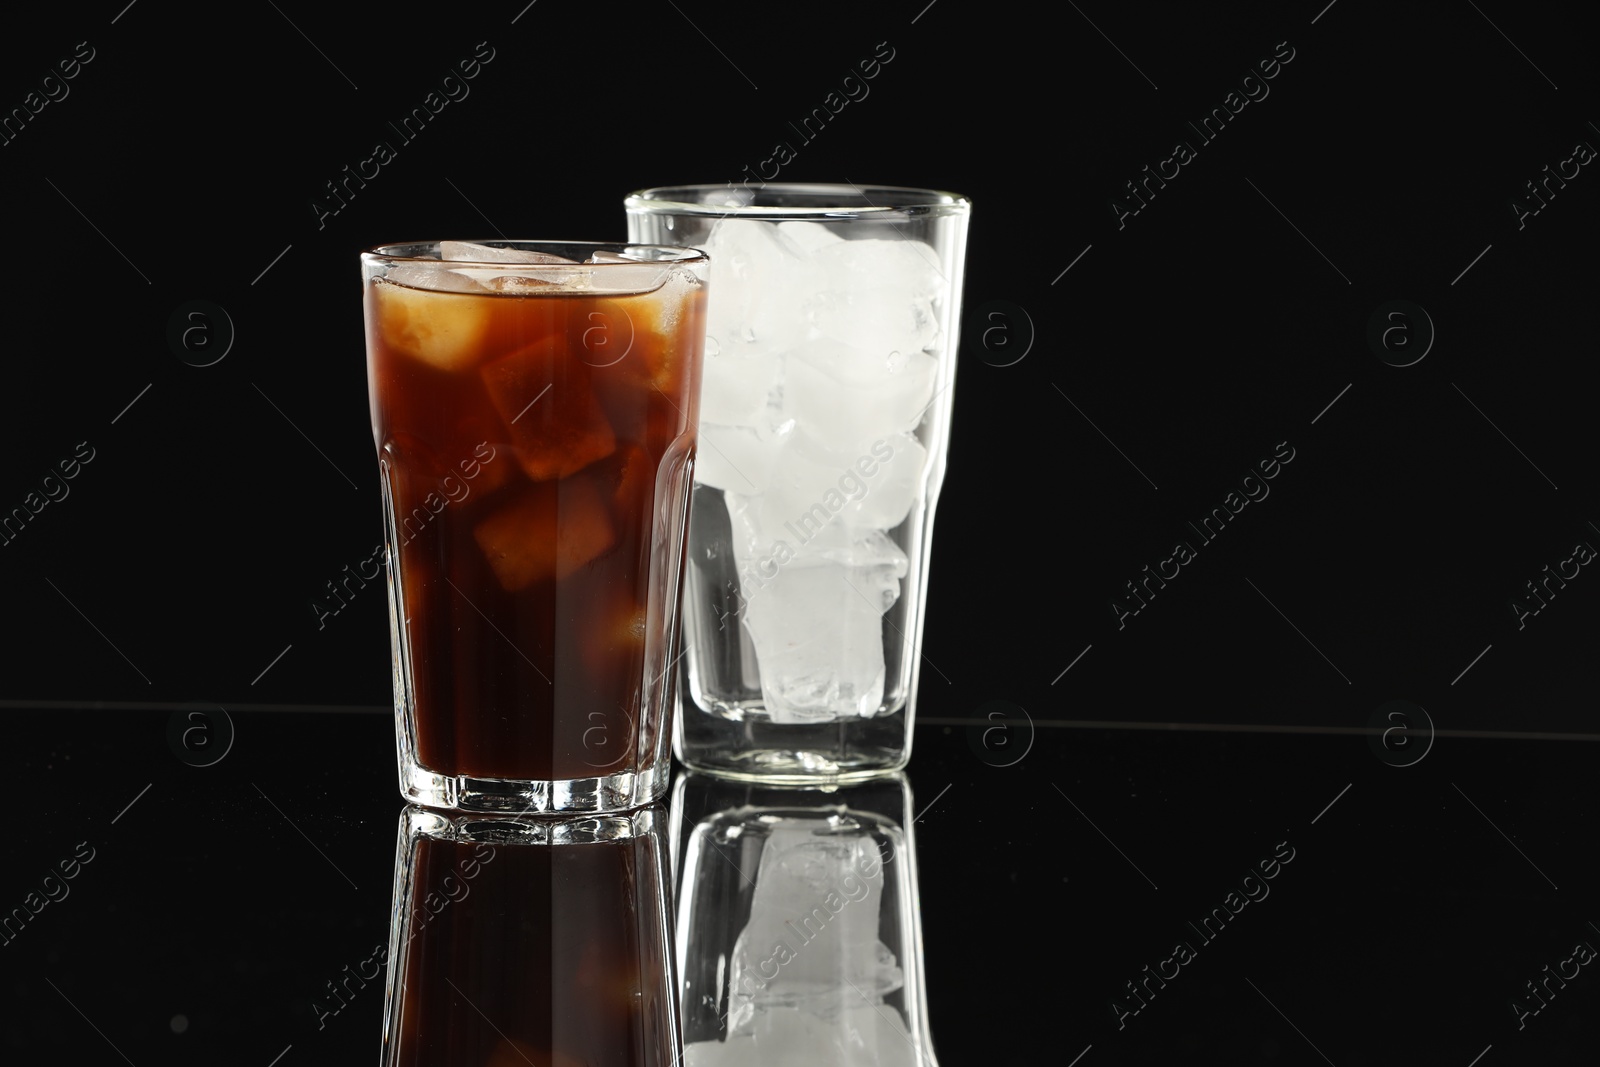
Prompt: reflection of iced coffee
<box><xmin>670</xmin><ymin>773</ymin><xmax>938</xmax><ymax>1066</ymax></box>
<box><xmin>361</xmin><ymin>241</ymin><xmax>707</xmax><ymax>812</ymax></box>
<box><xmin>380</xmin><ymin>806</ymin><xmax>678</xmax><ymax>1067</ymax></box>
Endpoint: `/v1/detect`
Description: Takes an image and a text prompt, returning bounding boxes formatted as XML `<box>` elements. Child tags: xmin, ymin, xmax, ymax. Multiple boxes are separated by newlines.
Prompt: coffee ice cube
<box><xmin>480</xmin><ymin>337</ymin><xmax>617</xmax><ymax>481</ymax></box>
<box><xmin>385</xmin><ymin>262</ymin><xmax>489</xmax><ymax>292</ymax></box>
<box><xmin>374</xmin><ymin>274</ymin><xmax>492</xmax><ymax>372</ymax></box>
<box><xmin>576</xmin><ymin>579</ymin><xmax>648</xmax><ymax>685</ymax></box>
<box><xmin>441</xmin><ymin>241</ymin><xmax>578</xmax><ymax>264</ymax></box>
<box><xmin>441</xmin><ymin>241</ymin><xmax>585</xmax><ymax>291</ymax></box>
<box><xmin>604</xmin><ymin>443</ymin><xmax>654</xmax><ymax>516</ymax></box>
<box><xmin>473</xmin><ymin>476</ymin><xmax>616</xmax><ymax>591</ymax></box>
<box><xmin>591</xmin><ymin>268</ymin><xmax>705</xmax><ymax>393</ymax></box>
<box><xmin>585</xmin><ymin>263</ymin><xmax>673</xmax><ymax>294</ymax></box>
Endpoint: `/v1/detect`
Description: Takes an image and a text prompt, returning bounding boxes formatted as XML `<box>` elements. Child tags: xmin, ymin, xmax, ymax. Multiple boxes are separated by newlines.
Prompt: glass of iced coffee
<box><xmin>361</xmin><ymin>241</ymin><xmax>708</xmax><ymax>812</ymax></box>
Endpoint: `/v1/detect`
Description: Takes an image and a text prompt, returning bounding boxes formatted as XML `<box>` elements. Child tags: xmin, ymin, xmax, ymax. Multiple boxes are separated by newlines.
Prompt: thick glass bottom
<box><xmin>674</xmin><ymin>694</ymin><xmax>912</xmax><ymax>784</ymax></box>
<box><xmin>399</xmin><ymin>759</ymin><xmax>670</xmax><ymax>814</ymax></box>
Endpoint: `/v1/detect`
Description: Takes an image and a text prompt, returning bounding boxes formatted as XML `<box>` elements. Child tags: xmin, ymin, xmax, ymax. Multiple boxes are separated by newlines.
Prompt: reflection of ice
<box><xmin>684</xmin><ymin>1006</ymin><xmax>920</xmax><ymax>1067</ymax></box>
<box><xmin>726</xmin><ymin>825</ymin><xmax>901</xmax><ymax>1024</ymax></box>
<box><xmin>686</xmin><ymin>819</ymin><xmax>919</xmax><ymax>1067</ymax></box>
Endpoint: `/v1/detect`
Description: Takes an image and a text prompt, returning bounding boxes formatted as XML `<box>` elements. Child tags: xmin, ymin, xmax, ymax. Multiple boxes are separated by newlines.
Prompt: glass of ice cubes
<box><xmin>625</xmin><ymin>185</ymin><xmax>971</xmax><ymax>780</ymax></box>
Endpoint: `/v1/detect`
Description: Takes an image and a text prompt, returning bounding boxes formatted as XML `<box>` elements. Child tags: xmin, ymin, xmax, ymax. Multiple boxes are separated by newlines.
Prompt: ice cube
<box><xmin>576</xmin><ymin>579</ymin><xmax>648</xmax><ymax>685</ymax></box>
<box><xmin>734</xmin><ymin>522</ymin><xmax>907</xmax><ymax>653</ymax></box>
<box><xmin>374</xmin><ymin>274</ymin><xmax>491</xmax><ymax>371</ymax></box>
<box><xmin>810</xmin><ymin>528</ymin><xmax>910</xmax><ymax>573</ymax></box>
<box><xmin>383</xmin><ymin>262</ymin><xmax>488</xmax><ymax>293</ymax></box>
<box><xmin>695</xmin><ymin>421</ymin><xmax>787</xmax><ymax>494</ymax></box>
<box><xmin>776</xmin><ymin>220</ymin><xmax>845</xmax><ymax>254</ymax></box>
<box><xmin>460</xmin><ymin>436</ymin><xmax>516</xmax><ymax>497</ymax></box>
<box><xmin>758</xmin><ymin>432</ymin><xmax>927</xmax><ymax>547</ymax></box>
<box><xmin>727</xmin><ymin>493</ymin><xmax>907</xmax><ymax>597</ymax></box>
<box><xmin>703</xmin><ymin>220</ymin><xmax>824</xmax><ymax>355</ymax></box>
<box><xmin>441</xmin><ymin>241</ymin><xmax>578</xmax><ymax>264</ymax></box>
<box><xmin>845</xmin><ymin>433</ymin><xmax>926</xmax><ymax>530</ymax></box>
<box><xmin>737</xmin><ymin>551</ymin><xmax>901</xmax><ymax>723</ymax></box>
<box><xmin>808</xmin><ymin>287</ymin><xmax>938</xmax><ymax>360</ymax></box>
<box><xmin>480</xmin><ymin>337</ymin><xmax>617</xmax><ymax>480</ymax></box>
<box><xmin>722</xmin><ymin>490</ymin><xmax>766</xmax><ymax>566</ymax></box>
<box><xmin>472</xmin><ymin>475</ymin><xmax>616</xmax><ymax>591</ymax></box>
<box><xmin>440</xmin><ymin>242</ymin><xmax>588</xmax><ymax>291</ymax></box>
<box><xmin>457</xmin><ymin>270</ymin><xmax>582</xmax><ymax>293</ymax></box>
<box><xmin>700</xmin><ymin>186</ymin><xmax>756</xmax><ymax>209</ymax></box>
<box><xmin>812</xmin><ymin>237</ymin><xmax>943</xmax><ymax>302</ymax></box>
<box><xmin>756</xmin><ymin>434</ymin><xmax>857</xmax><ymax>549</ymax></box>
<box><xmin>784</xmin><ymin>340</ymin><xmax>937</xmax><ymax>442</ymax></box>
<box><xmin>586</xmin><ymin>264</ymin><xmax>672</xmax><ymax>294</ymax></box>
<box><xmin>700</xmin><ymin>349</ymin><xmax>783</xmax><ymax>428</ymax></box>
<box><xmin>593</xmin><ymin>267</ymin><xmax>706</xmax><ymax>392</ymax></box>
<box><xmin>605</xmin><ymin>443</ymin><xmax>654</xmax><ymax>515</ymax></box>
<box><xmin>572</xmin><ymin>298</ymin><xmax>636</xmax><ymax>370</ymax></box>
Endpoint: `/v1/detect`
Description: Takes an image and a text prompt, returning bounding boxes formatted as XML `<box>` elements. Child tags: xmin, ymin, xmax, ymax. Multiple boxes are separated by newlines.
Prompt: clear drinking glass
<box><xmin>361</xmin><ymin>241</ymin><xmax>709</xmax><ymax>812</ymax></box>
<box><xmin>669</xmin><ymin>772</ymin><xmax>938</xmax><ymax>1066</ymax></box>
<box><xmin>625</xmin><ymin>185</ymin><xmax>971</xmax><ymax>780</ymax></box>
<box><xmin>379</xmin><ymin>805</ymin><xmax>679</xmax><ymax>1067</ymax></box>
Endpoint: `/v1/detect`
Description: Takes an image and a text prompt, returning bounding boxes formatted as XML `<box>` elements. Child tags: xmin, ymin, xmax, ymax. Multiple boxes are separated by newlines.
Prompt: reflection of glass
<box><xmin>669</xmin><ymin>772</ymin><xmax>937</xmax><ymax>1066</ymax></box>
<box><xmin>380</xmin><ymin>805</ymin><xmax>679</xmax><ymax>1067</ymax></box>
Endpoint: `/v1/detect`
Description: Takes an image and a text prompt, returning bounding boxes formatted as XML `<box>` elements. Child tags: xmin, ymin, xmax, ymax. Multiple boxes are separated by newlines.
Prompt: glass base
<box><xmin>678</xmin><ymin>748</ymin><xmax>909</xmax><ymax>785</ymax></box>
<box><xmin>673</xmin><ymin>691</ymin><xmax>913</xmax><ymax>784</ymax></box>
<box><xmin>399</xmin><ymin>760</ymin><xmax>669</xmax><ymax>814</ymax></box>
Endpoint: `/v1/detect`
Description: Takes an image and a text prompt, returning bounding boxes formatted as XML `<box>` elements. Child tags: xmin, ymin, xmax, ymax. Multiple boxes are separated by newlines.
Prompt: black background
<box><xmin>2</xmin><ymin>1</ymin><xmax>1596</xmax><ymax>1063</ymax></box>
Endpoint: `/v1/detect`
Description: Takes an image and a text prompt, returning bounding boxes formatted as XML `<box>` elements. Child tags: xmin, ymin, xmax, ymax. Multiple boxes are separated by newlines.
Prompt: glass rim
<box><xmin>359</xmin><ymin>239</ymin><xmax>709</xmax><ymax>269</ymax></box>
<box><xmin>624</xmin><ymin>182</ymin><xmax>971</xmax><ymax>220</ymax></box>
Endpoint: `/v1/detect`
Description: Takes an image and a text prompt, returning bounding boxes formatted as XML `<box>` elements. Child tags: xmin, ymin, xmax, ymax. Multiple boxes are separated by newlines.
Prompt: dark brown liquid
<box><xmin>366</xmin><ymin>273</ymin><xmax>703</xmax><ymax>782</ymax></box>
<box><xmin>385</xmin><ymin>828</ymin><xmax>676</xmax><ymax>1067</ymax></box>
